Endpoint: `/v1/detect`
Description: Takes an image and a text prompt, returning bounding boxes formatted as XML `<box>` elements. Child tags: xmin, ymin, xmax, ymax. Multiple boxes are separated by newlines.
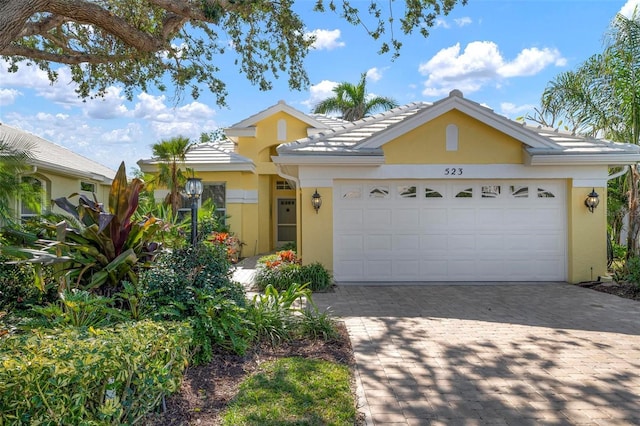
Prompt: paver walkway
<box><xmin>312</xmin><ymin>284</ymin><xmax>640</xmax><ymax>426</ymax></box>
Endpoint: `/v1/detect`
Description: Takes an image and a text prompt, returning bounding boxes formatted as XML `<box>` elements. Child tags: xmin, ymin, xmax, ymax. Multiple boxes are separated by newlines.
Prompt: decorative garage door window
<box><xmin>398</xmin><ymin>185</ymin><xmax>417</xmax><ymax>198</ymax></box>
<box><xmin>455</xmin><ymin>187</ymin><xmax>473</xmax><ymax>198</ymax></box>
<box><xmin>538</xmin><ymin>188</ymin><xmax>555</xmax><ymax>198</ymax></box>
<box><xmin>510</xmin><ymin>185</ymin><xmax>528</xmax><ymax>198</ymax></box>
<box><xmin>481</xmin><ymin>185</ymin><xmax>501</xmax><ymax>198</ymax></box>
<box><xmin>425</xmin><ymin>188</ymin><xmax>443</xmax><ymax>198</ymax></box>
<box><xmin>369</xmin><ymin>185</ymin><xmax>390</xmax><ymax>198</ymax></box>
<box><xmin>341</xmin><ymin>186</ymin><xmax>362</xmax><ymax>199</ymax></box>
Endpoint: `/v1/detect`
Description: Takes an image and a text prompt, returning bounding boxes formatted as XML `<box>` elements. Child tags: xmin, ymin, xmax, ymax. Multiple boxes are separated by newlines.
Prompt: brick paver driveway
<box><xmin>312</xmin><ymin>283</ymin><xmax>640</xmax><ymax>425</ymax></box>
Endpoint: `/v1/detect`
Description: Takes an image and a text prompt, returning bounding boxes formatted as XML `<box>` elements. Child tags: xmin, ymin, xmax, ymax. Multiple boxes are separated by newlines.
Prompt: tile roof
<box><xmin>278</xmin><ymin>102</ymin><xmax>430</xmax><ymax>155</ymax></box>
<box><xmin>0</xmin><ymin>123</ymin><xmax>116</xmax><ymax>181</ymax></box>
<box><xmin>277</xmin><ymin>93</ymin><xmax>640</xmax><ymax>162</ymax></box>
<box><xmin>137</xmin><ymin>141</ymin><xmax>254</xmax><ymax>172</ymax></box>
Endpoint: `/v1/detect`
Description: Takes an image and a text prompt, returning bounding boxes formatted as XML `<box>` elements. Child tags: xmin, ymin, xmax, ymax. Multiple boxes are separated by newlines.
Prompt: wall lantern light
<box><xmin>185</xmin><ymin>177</ymin><xmax>203</xmax><ymax>245</ymax></box>
<box><xmin>311</xmin><ymin>189</ymin><xmax>322</xmax><ymax>214</ymax></box>
<box><xmin>584</xmin><ymin>188</ymin><xmax>600</xmax><ymax>213</ymax></box>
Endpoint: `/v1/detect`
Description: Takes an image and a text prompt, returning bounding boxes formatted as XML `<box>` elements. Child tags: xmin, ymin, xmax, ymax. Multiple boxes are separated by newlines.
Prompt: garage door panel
<box><xmin>393</xmin><ymin>259</ymin><xmax>420</xmax><ymax>278</ymax></box>
<box><xmin>336</xmin><ymin>209</ymin><xmax>364</xmax><ymax>230</ymax></box>
<box><xmin>477</xmin><ymin>234</ymin><xmax>504</xmax><ymax>251</ymax></box>
<box><xmin>421</xmin><ymin>234</ymin><xmax>449</xmax><ymax>253</ymax></box>
<box><xmin>476</xmin><ymin>209</ymin><xmax>504</xmax><ymax>228</ymax></box>
<box><xmin>449</xmin><ymin>209</ymin><xmax>476</xmax><ymax>227</ymax></box>
<box><xmin>334</xmin><ymin>180</ymin><xmax>566</xmax><ymax>282</ymax></box>
<box><xmin>365</xmin><ymin>234</ymin><xmax>392</xmax><ymax>251</ymax></box>
<box><xmin>449</xmin><ymin>234</ymin><xmax>476</xmax><ymax>251</ymax></box>
<box><xmin>364</xmin><ymin>209</ymin><xmax>392</xmax><ymax>228</ymax></box>
<box><xmin>394</xmin><ymin>209</ymin><xmax>420</xmax><ymax>228</ymax></box>
<box><xmin>366</xmin><ymin>260</ymin><xmax>393</xmax><ymax>279</ymax></box>
<box><xmin>336</xmin><ymin>234</ymin><xmax>364</xmax><ymax>253</ymax></box>
<box><xmin>394</xmin><ymin>234</ymin><xmax>420</xmax><ymax>250</ymax></box>
<box><xmin>421</xmin><ymin>208</ymin><xmax>448</xmax><ymax>226</ymax></box>
<box><xmin>420</xmin><ymin>259</ymin><xmax>448</xmax><ymax>279</ymax></box>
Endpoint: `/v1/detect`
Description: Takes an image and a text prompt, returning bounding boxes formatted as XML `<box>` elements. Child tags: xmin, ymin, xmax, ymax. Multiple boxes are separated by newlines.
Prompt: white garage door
<box><xmin>333</xmin><ymin>180</ymin><xmax>566</xmax><ymax>282</ymax></box>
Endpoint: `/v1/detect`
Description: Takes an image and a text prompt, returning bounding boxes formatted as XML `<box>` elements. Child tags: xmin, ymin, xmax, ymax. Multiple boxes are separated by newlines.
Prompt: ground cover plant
<box><xmin>255</xmin><ymin>250</ymin><xmax>333</xmax><ymax>292</ymax></box>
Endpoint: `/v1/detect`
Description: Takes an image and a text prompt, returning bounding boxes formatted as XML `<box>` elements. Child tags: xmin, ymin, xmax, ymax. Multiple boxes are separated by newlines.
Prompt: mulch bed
<box><xmin>579</xmin><ymin>281</ymin><xmax>640</xmax><ymax>301</ymax></box>
<box><xmin>143</xmin><ymin>281</ymin><xmax>639</xmax><ymax>425</ymax></box>
<box><xmin>142</xmin><ymin>322</ymin><xmax>361</xmax><ymax>426</ymax></box>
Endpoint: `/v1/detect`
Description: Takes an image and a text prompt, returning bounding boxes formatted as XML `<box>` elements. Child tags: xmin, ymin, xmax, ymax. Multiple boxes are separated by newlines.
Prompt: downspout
<box><xmin>607</xmin><ymin>165</ymin><xmax>629</xmax><ymax>181</ymax></box>
<box><xmin>274</xmin><ymin>163</ymin><xmax>302</xmax><ymax>256</ymax></box>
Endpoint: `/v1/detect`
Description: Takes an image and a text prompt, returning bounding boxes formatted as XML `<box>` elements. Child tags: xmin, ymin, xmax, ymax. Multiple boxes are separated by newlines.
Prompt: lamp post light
<box><xmin>185</xmin><ymin>177</ymin><xmax>203</xmax><ymax>245</ymax></box>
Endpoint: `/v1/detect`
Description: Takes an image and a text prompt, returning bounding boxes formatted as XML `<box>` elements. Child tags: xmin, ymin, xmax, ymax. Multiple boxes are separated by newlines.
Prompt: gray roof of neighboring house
<box><xmin>0</xmin><ymin>123</ymin><xmax>116</xmax><ymax>182</ymax></box>
<box><xmin>137</xmin><ymin>141</ymin><xmax>255</xmax><ymax>172</ymax></box>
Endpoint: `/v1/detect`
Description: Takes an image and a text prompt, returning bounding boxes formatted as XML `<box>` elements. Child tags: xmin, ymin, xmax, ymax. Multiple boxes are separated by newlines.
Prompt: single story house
<box><xmin>0</xmin><ymin>123</ymin><xmax>116</xmax><ymax>221</ymax></box>
<box><xmin>138</xmin><ymin>90</ymin><xmax>640</xmax><ymax>284</ymax></box>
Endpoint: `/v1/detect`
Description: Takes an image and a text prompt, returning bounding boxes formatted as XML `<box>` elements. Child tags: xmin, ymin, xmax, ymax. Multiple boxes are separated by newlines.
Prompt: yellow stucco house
<box><xmin>138</xmin><ymin>91</ymin><xmax>640</xmax><ymax>284</ymax></box>
<box><xmin>0</xmin><ymin>123</ymin><xmax>115</xmax><ymax>222</ymax></box>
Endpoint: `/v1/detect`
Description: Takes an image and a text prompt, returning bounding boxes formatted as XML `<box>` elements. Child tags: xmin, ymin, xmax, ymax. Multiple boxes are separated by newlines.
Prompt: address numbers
<box><xmin>444</xmin><ymin>167</ymin><xmax>463</xmax><ymax>176</ymax></box>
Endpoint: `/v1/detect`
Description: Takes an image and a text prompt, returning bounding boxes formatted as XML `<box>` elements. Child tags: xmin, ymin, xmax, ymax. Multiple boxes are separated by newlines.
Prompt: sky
<box><xmin>1</xmin><ymin>0</ymin><xmax>639</xmax><ymax>174</ymax></box>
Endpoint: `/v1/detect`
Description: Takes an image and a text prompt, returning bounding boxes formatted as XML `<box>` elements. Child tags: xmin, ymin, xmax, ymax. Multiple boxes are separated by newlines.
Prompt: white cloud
<box><xmin>500</xmin><ymin>102</ymin><xmax>536</xmax><ymax>117</ymax></box>
<box><xmin>302</xmin><ymin>80</ymin><xmax>338</xmax><ymax>109</ymax></box>
<box><xmin>0</xmin><ymin>88</ymin><xmax>21</xmax><ymax>106</ymax></box>
<box><xmin>434</xmin><ymin>19</ymin><xmax>450</xmax><ymax>29</ymax></box>
<box><xmin>84</xmin><ymin>86</ymin><xmax>130</xmax><ymax>119</ymax></box>
<box><xmin>620</xmin><ymin>0</ymin><xmax>640</xmax><ymax>18</ymax></box>
<box><xmin>306</xmin><ymin>29</ymin><xmax>345</xmax><ymax>50</ymax></box>
<box><xmin>454</xmin><ymin>17</ymin><xmax>472</xmax><ymax>27</ymax></box>
<box><xmin>366</xmin><ymin>67</ymin><xmax>383</xmax><ymax>82</ymax></box>
<box><xmin>418</xmin><ymin>41</ymin><xmax>566</xmax><ymax>97</ymax></box>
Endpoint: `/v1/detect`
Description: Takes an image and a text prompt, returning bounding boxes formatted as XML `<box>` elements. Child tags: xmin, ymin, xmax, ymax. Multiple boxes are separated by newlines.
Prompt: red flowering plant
<box><xmin>207</xmin><ymin>232</ymin><xmax>242</xmax><ymax>263</ymax></box>
<box><xmin>262</xmin><ymin>250</ymin><xmax>300</xmax><ymax>270</ymax></box>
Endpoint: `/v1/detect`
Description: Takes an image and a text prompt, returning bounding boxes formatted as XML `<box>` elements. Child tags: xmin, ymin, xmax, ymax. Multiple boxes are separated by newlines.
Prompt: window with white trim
<box><xmin>20</xmin><ymin>176</ymin><xmax>44</xmax><ymax>220</ymax></box>
<box><xmin>180</xmin><ymin>182</ymin><xmax>226</xmax><ymax>222</ymax></box>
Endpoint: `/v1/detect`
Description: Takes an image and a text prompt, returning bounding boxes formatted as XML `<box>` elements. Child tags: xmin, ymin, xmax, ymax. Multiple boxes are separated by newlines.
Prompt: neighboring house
<box><xmin>138</xmin><ymin>91</ymin><xmax>640</xmax><ymax>284</ymax></box>
<box><xmin>0</xmin><ymin>123</ymin><xmax>116</xmax><ymax>221</ymax></box>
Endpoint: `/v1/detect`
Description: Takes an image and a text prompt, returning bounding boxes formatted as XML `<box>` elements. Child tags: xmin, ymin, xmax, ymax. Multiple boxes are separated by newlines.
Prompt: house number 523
<box><xmin>444</xmin><ymin>168</ymin><xmax>463</xmax><ymax>176</ymax></box>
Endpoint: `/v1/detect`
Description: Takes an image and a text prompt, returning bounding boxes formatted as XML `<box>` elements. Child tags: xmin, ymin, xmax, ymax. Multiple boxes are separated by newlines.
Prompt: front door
<box><xmin>277</xmin><ymin>198</ymin><xmax>296</xmax><ymax>246</ymax></box>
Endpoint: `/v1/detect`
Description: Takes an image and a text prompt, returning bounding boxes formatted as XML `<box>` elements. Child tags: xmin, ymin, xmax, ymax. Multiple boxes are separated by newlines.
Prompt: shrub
<box><xmin>0</xmin><ymin>255</ymin><xmax>57</xmax><ymax>312</ymax></box>
<box><xmin>29</xmin><ymin>289</ymin><xmax>124</xmax><ymax>328</ymax></box>
<box><xmin>140</xmin><ymin>242</ymin><xmax>245</xmax><ymax>317</ymax></box>
<box><xmin>190</xmin><ymin>290</ymin><xmax>255</xmax><ymax>364</ymax></box>
<box><xmin>255</xmin><ymin>251</ymin><xmax>333</xmax><ymax>292</ymax></box>
<box><xmin>0</xmin><ymin>320</ymin><xmax>191</xmax><ymax>425</ymax></box>
<box><xmin>626</xmin><ymin>256</ymin><xmax>640</xmax><ymax>287</ymax></box>
<box><xmin>298</xmin><ymin>262</ymin><xmax>333</xmax><ymax>292</ymax></box>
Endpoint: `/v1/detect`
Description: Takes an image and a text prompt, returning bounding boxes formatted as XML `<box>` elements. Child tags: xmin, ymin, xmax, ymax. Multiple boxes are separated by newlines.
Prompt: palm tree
<box><xmin>532</xmin><ymin>9</ymin><xmax>640</xmax><ymax>257</ymax></box>
<box><xmin>312</xmin><ymin>72</ymin><xmax>398</xmax><ymax>121</ymax></box>
<box><xmin>151</xmin><ymin>136</ymin><xmax>194</xmax><ymax>216</ymax></box>
<box><xmin>0</xmin><ymin>139</ymin><xmax>40</xmax><ymax>225</ymax></box>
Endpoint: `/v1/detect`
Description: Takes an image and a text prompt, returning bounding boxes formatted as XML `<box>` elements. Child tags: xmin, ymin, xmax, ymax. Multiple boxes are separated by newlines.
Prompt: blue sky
<box><xmin>0</xmin><ymin>0</ymin><xmax>638</xmax><ymax>173</ymax></box>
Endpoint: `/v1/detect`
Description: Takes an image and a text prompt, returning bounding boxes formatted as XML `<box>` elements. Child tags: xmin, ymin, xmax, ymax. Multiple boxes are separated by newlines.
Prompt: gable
<box><xmin>382</xmin><ymin>110</ymin><xmax>524</xmax><ymax>165</ymax></box>
<box><xmin>238</xmin><ymin>111</ymin><xmax>320</xmax><ymax>162</ymax></box>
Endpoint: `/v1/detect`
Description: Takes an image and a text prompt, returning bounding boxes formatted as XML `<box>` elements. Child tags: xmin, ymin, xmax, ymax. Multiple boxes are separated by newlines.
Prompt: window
<box><xmin>20</xmin><ymin>176</ymin><xmax>43</xmax><ymax>220</ymax></box>
<box><xmin>455</xmin><ymin>188</ymin><xmax>473</xmax><ymax>198</ymax></box>
<box><xmin>481</xmin><ymin>185</ymin><xmax>501</xmax><ymax>198</ymax></box>
<box><xmin>424</xmin><ymin>188</ymin><xmax>443</xmax><ymax>198</ymax></box>
<box><xmin>202</xmin><ymin>183</ymin><xmax>226</xmax><ymax>220</ymax></box>
<box><xmin>368</xmin><ymin>185</ymin><xmax>389</xmax><ymax>199</ymax></box>
<box><xmin>510</xmin><ymin>185</ymin><xmax>529</xmax><ymax>198</ymax></box>
<box><xmin>80</xmin><ymin>181</ymin><xmax>96</xmax><ymax>192</ymax></box>
<box><xmin>276</xmin><ymin>180</ymin><xmax>293</xmax><ymax>190</ymax></box>
<box><xmin>180</xmin><ymin>182</ymin><xmax>226</xmax><ymax>222</ymax></box>
<box><xmin>398</xmin><ymin>185</ymin><xmax>417</xmax><ymax>198</ymax></box>
<box><xmin>537</xmin><ymin>188</ymin><xmax>555</xmax><ymax>198</ymax></box>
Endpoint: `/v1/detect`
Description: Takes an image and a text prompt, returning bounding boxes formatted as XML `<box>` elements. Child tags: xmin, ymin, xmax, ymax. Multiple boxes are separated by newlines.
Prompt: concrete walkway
<box><xmin>312</xmin><ymin>284</ymin><xmax>640</xmax><ymax>426</ymax></box>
